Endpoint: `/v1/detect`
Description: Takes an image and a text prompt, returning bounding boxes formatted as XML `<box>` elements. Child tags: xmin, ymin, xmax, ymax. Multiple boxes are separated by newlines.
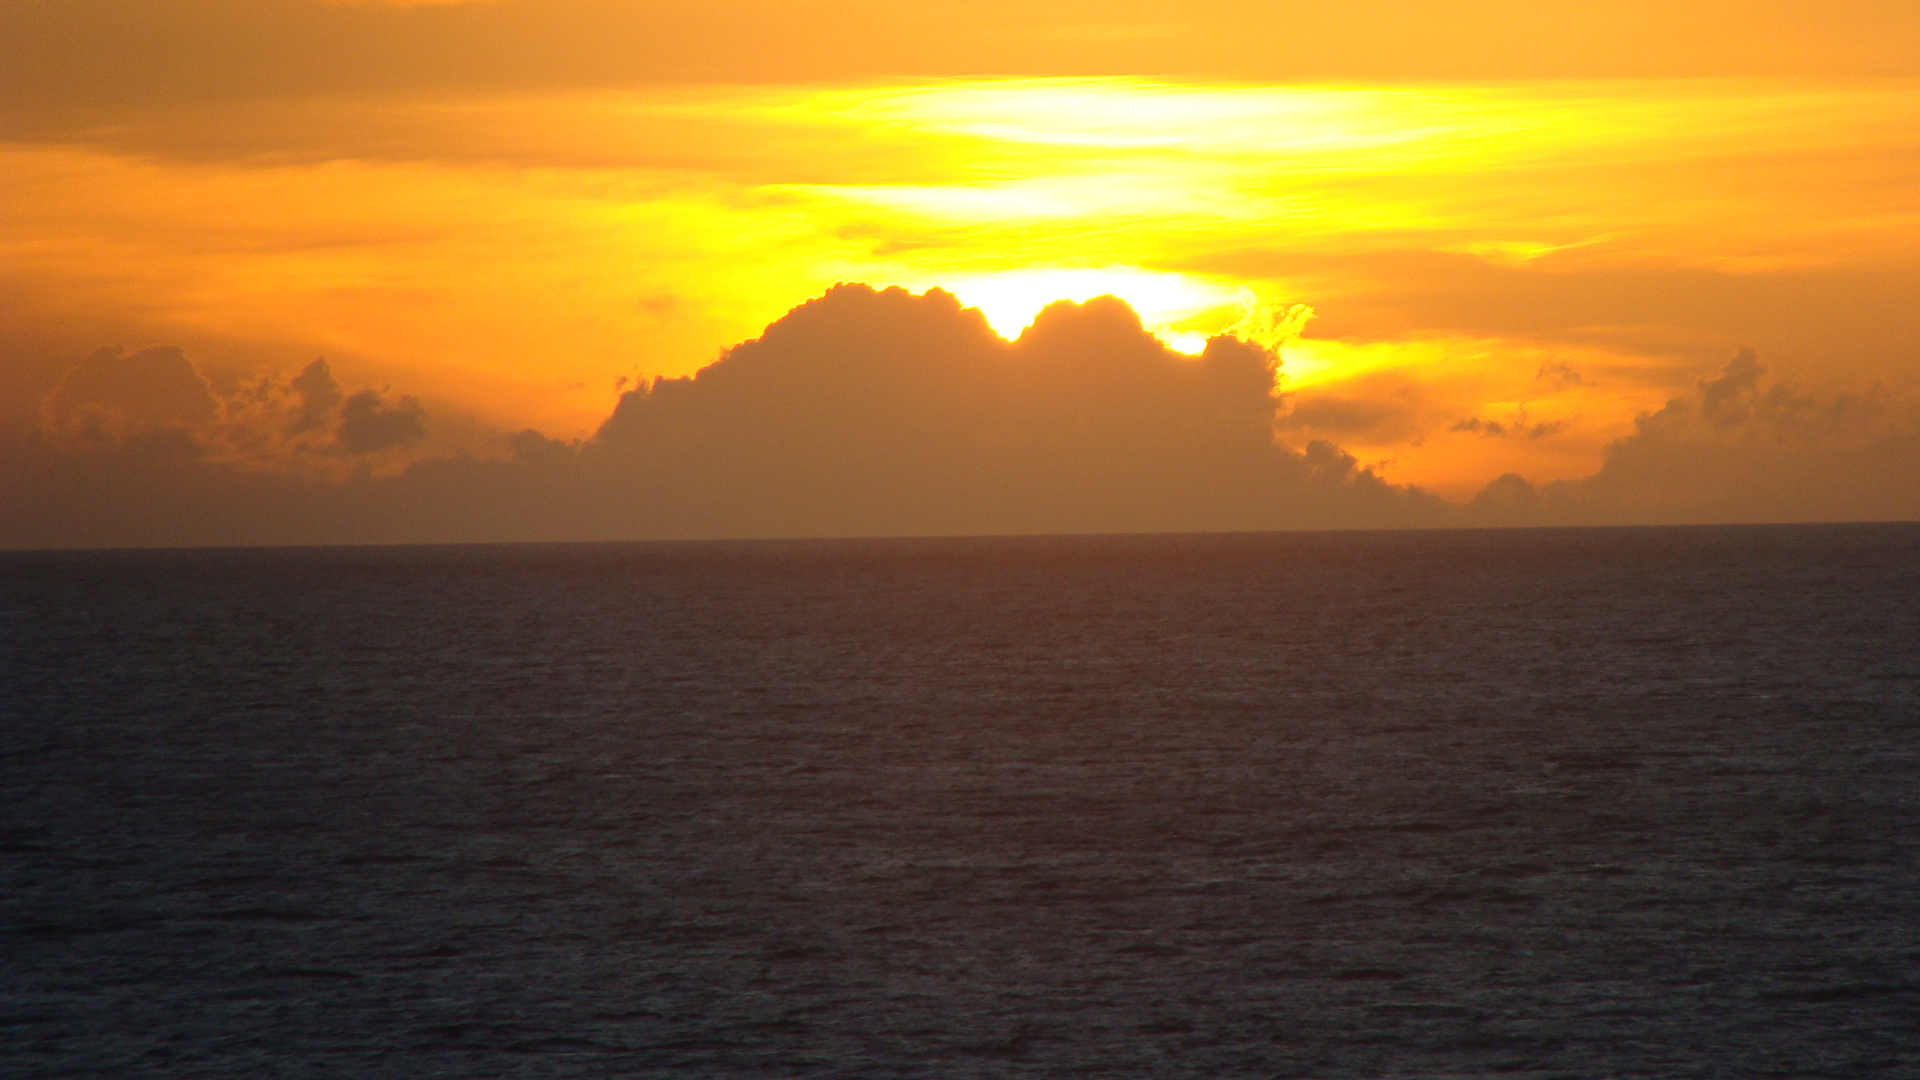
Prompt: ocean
<box><xmin>3</xmin><ymin>524</ymin><xmax>1918</xmax><ymax>1078</ymax></box>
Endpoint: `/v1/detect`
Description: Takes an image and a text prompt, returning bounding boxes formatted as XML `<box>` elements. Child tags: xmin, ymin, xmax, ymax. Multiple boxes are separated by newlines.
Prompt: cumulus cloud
<box><xmin>42</xmin><ymin>345</ymin><xmax>220</xmax><ymax>442</ymax></box>
<box><xmin>1569</xmin><ymin>349</ymin><xmax>1920</xmax><ymax>522</ymax></box>
<box><xmin>337</xmin><ymin>388</ymin><xmax>428</xmax><ymax>453</ymax></box>
<box><xmin>584</xmin><ymin>285</ymin><xmax>1441</xmax><ymax>538</ymax></box>
<box><xmin>8</xmin><ymin>295</ymin><xmax>1919</xmax><ymax>549</ymax></box>
<box><xmin>0</xmin><ymin>285</ymin><xmax>1445</xmax><ymax>547</ymax></box>
<box><xmin>287</xmin><ymin>358</ymin><xmax>345</xmax><ymax>434</ymax></box>
<box><xmin>1466</xmin><ymin>348</ymin><xmax>1920</xmax><ymax>525</ymax></box>
<box><xmin>28</xmin><ymin>344</ymin><xmax>432</xmax><ymax>473</ymax></box>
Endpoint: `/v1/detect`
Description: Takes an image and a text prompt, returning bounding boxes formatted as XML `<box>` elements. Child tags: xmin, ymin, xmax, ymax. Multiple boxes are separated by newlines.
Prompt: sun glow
<box><xmin>10</xmin><ymin>73</ymin><xmax>1920</xmax><ymax>495</ymax></box>
<box><xmin>924</xmin><ymin>267</ymin><xmax>1248</xmax><ymax>346</ymax></box>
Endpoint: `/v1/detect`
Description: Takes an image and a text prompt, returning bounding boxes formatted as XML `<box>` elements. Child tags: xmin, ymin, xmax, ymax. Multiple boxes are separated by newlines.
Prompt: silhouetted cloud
<box><xmin>1464</xmin><ymin>471</ymin><xmax>1545</xmax><ymax>526</ymax></box>
<box><xmin>42</xmin><ymin>345</ymin><xmax>219</xmax><ymax>443</ymax></box>
<box><xmin>0</xmin><ymin>285</ymin><xmax>1447</xmax><ymax>547</ymax></box>
<box><xmin>1696</xmin><ymin>346</ymin><xmax>1766</xmax><ymax>424</ymax></box>
<box><xmin>585</xmin><ymin>285</ymin><xmax>1443</xmax><ymax>538</ymax></box>
<box><xmin>25</xmin><ymin>342</ymin><xmax>433</xmax><ymax>477</ymax></box>
<box><xmin>1451</xmin><ymin>416</ymin><xmax>1564</xmax><ymax>440</ymax></box>
<box><xmin>7</xmin><ymin>296</ymin><xmax>1919</xmax><ymax>549</ymax></box>
<box><xmin>1466</xmin><ymin>348</ymin><xmax>1920</xmax><ymax>525</ymax></box>
<box><xmin>337</xmin><ymin>388</ymin><xmax>427</xmax><ymax>453</ymax></box>
<box><xmin>288</xmin><ymin>359</ymin><xmax>345</xmax><ymax>433</ymax></box>
<box><xmin>1535</xmin><ymin>361</ymin><xmax>1585</xmax><ymax>389</ymax></box>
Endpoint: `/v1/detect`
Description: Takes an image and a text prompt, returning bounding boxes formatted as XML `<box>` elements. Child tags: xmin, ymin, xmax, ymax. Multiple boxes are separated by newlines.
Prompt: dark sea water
<box><xmin>3</xmin><ymin>525</ymin><xmax>1919</xmax><ymax>1078</ymax></box>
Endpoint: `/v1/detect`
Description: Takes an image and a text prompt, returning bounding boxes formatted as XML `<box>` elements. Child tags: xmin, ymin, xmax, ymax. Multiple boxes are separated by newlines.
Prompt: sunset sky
<box><xmin>6</xmin><ymin>1</ymin><xmax>1920</xmax><ymax>545</ymax></box>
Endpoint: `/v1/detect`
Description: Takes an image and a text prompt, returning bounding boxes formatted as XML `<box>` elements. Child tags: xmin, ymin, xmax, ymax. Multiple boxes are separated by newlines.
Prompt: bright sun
<box><xmin>924</xmin><ymin>267</ymin><xmax>1248</xmax><ymax>352</ymax></box>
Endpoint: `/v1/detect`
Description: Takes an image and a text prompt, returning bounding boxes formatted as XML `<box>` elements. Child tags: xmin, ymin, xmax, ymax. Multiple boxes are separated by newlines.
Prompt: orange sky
<box><xmin>5</xmin><ymin>0</ymin><xmax>1920</xmax><ymax>535</ymax></box>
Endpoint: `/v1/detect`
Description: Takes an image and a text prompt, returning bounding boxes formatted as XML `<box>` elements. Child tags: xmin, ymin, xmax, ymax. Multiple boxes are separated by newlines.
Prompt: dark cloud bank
<box><xmin>2</xmin><ymin>285</ymin><xmax>1915</xmax><ymax>549</ymax></box>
